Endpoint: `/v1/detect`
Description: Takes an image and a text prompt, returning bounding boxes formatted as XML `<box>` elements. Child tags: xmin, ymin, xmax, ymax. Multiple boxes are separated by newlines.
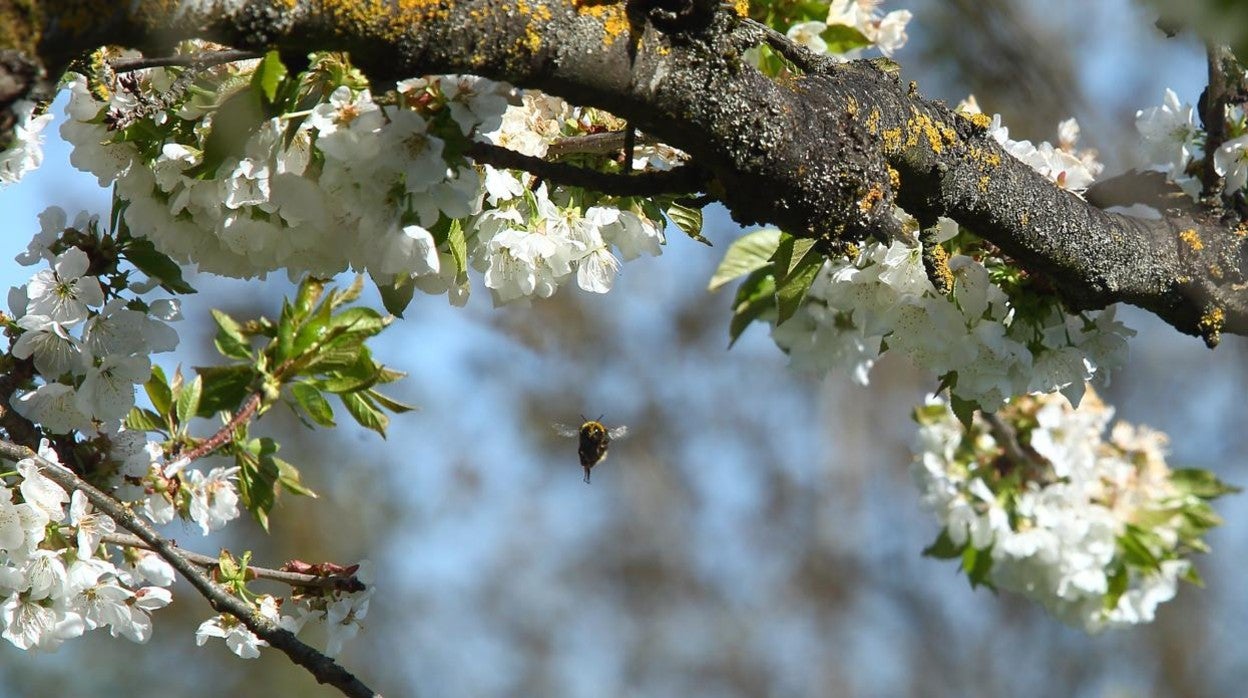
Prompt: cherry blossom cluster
<box><xmin>59</xmin><ymin>48</ymin><xmax>669</xmax><ymax>305</ymax></box>
<box><xmin>771</xmin><ymin>215</ymin><xmax>1134</xmax><ymax>410</ymax></box>
<box><xmin>959</xmin><ymin>98</ymin><xmax>1104</xmax><ymax>195</ymax></box>
<box><xmin>3</xmin><ymin>213</ymin><xmax>375</xmax><ymax>660</ymax></box>
<box><xmin>0</xmin><ymin>99</ymin><xmax>52</xmax><ymax>186</ymax></box>
<box><xmin>786</xmin><ymin>0</ymin><xmax>913</xmax><ymax>58</ymax></box>
<box><xmin>0</xmin><ymin>441</ymin><xmax>174</xmax><ymax>651</ymax></box>
<box><xmin>1135</xmin><ymin>87</ymin><xmax>1248</xmax><ymax>198</ymax></box>
<box><xmin>196</xmin><ymin>562</ymin><xmax>373</xmax><ymax>659</ymax></box>
<box><xmin>911</xmin><ymin>391</ymin><xmax>1233</xmax><ymax>632</ymax></box>
<box><xmin>9</xmin><ymin>209</ymin><xmax>180</xmax><ymax>431</ymax></box>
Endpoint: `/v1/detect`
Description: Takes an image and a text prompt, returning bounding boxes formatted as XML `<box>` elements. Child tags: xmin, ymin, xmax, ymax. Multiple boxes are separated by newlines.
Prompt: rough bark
<box><xmin>2</xmin><ymin>0</ymin><xmax>1246</xmax><ymax>342</ymax></box>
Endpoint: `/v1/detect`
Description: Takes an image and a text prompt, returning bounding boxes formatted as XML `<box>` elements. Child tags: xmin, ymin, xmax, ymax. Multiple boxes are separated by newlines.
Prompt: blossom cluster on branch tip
<box><xmin>768</xmin><ymin>210</ymin><xmax>1133</xmax><ymax>411</ymax></box>
<box><xmin>1135</xmin><ymin>87</ymin><xmax>1248</xmax><ymax>200</ymax></box>
<box><xmin>56</xmin><ymin>47</ymin><xmax>673</xmax><ymax>306</ymax></box>
<box><xmin>0</xmin><ymin>100</ymin><xmax>52</xmax><ymax>186</ymax></box>
<box><xmin>0</xmin><ymin>441</ymin><xmax>173</xmax><ymax>651</ymax></box>
<box><xmin>912</xmin><ymin>391</ymin><xmax>1235</xmax><ymax>632</ymax></box>
<box><xmin>786</xmin><ymin>0</ymin><xmax>913</xmax><ymax>58</ymax></box>
<box><xmin>196</xmin><ymin>561</ymin><xmax>373</xmax><ymax>660</ymax></box>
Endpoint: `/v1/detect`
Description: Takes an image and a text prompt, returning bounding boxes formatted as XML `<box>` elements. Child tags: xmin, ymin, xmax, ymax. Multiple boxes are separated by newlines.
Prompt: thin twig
<box><xmin>739</xmin><ymin>17</ymin><xmax>838</xmax><ymax>74</ymax></box>
<box><xmin>0</xmin><ymin>440</ymin><xmax>380</xmax><ymax>698</ymax></box>
<box><xmin>109</xmin><ymin>50</ymin><xmax>262</xmax><ymax>73</ymax></box>
<box><xmin>167</xmin><ymin>392</ymin><xmax>263</xmax><ymax>472</ymax></box>
<box><xmin>980</xmin><ymin>411</ymin><xmax>1050</xmax><ymax>483</ymax></box>
<box><xmin>464</xmin><ymin>141</ymin><xmax>708</xmax><ymax>196</ymax></box>
<box><xmin>545</xmin><ymin>131</ymin><xmax>661</xmax><ymax>157</ymax></box>
<box><xmin>1200</xmin><ymin>44</ymin><xmax>1234</xmax><ymax>202</ymax></box>
<box><xmin>102</xmin><ymin>532</ymin><xmax>362</xmax><ymax>591</ymax></box>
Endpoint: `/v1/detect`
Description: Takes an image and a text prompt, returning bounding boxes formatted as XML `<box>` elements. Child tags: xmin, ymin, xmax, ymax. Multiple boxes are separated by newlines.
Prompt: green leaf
<box><xmin>921</xmin><ymin>529</ymin><xmax>964</xmax><ymax>560</ymax></box>
<box><xmin>276</xmin><ymin>299</ymin><xmax>297</xmax><ymax>364</ymax></box>
<box><xmin>194</xmin><ymin>365</ymin><xmax>255</xmax><ymax>415</ymax></box>
<box><xmin>340</xmin><ymin>390</ymin><xmax>388</xmax><ymax>436</ymax></box>
<box><xmin>378</xmin><ymin>275</ymin><xmax>416</xmax><ymax>318</ymax></box>
<box><xmin>211</xmin><ymin>309</ymin><xmax>253</xmax><ymax>360</ymax></box>
<box><xmin>315</xmin><ymin>352</ymin><xmax>380</xmax><ymax>393</ymax></box>
<box><xmin>666</xmin><ymin>202</ymin><xmax>710</xmax><ymax>245</ymax></box>
<box><xmin>295</xmin><ymin>278</ymin><xmax>325</xmax><ymax>317</ymax></box>
<box><xmin>709</xmin><ymin>229</ymin><xmax>781</xmax><ymax>292</ymax></box>
<box><xmin>448</xmin><ymin>218</ymin><xmax>468</xmax><ymax>279</ymax></box>
<box><xmin>175</xmin><ymin>374</ymin><xmax>203</xmax><ymax>426</ymax></box>
<box><xmin>251</xmin><ymin>51</ymin><xmax>288</xmax><ymax>104</ymax></box>
<box><xmin>325</xmin><ymin>306</ymin><xmax>387</xmax><ymax>337</ymax></box>
<box><xmin>1170</xmin><ymin>468</ymin><xmax>1241</xmax><ymax>499</ymax></box>
<box><xmin>290</xmin><ymin>382</ymin><xmax>336</xmax><ymax>427</ymax></box>
<box><xmin>772</xmin><ymin>234</ymin><xmax>823</xmax><ymax>326</ymax></box>
<box><xmin>1104</xmin><ymin>563</ymin><xmax>1129</xmax><ymax>610</ymax></box>
<box><xmin>121</xmin><ymin>239</ymin><xmax>196</xmax><ymax>294</ymax></box>
<box><xmin>1119</xmin><ymin>526</ymin><xmax>1162</xmax><ymax>572</ymax></box>
<box><xmin>961</xmin><ymin>544</ymin><xmax>995</xmax><ymax>589</ymax></box>
<box><xmin>191</xmin><ymin>86</ymin><xmax>264</xmax><ymax>177</ymax></box>
<box><xmin>144</xmin><ymin>365</ymin><xmax>173</xmax><ymax>418</ymax></box>
<box><xmin>728</xmin><ymin>267</ymin><xmax>776</xmax><ymax>347</ymax></box>
<box><xmin>366</xmin><ymin>387</ymin><xmax>418</xmax><ymax>414</ymax></box>
<box><xmin>274</xmin><ymin>456</ymin><xmax>316</xmax><ymax>497</ymax></box>
<box><xmin>823</xmin><ymin>24</ymin><xmax>872</xmax><ymax>54</ymax></box>
<box><xmin>1182</xmin><ymin>564</ymin><xmax>1205</xmax><ymax>587</ymax></box>
<box><xmin>125</xmin><ymin>407</ymin><xmax>165</xmax><ymax>433</ymax></box>
<box><xmin>949</xmin><ymin>393</ymin><xmax>978</xmax><ymax>432</ymax></box>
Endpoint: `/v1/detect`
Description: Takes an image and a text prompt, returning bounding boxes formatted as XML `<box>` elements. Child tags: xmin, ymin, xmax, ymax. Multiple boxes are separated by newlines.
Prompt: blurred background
<box><xmin>1</xmin><ymin>0</ymin><xmax>1246</xmax><ymax>696</ymax></box>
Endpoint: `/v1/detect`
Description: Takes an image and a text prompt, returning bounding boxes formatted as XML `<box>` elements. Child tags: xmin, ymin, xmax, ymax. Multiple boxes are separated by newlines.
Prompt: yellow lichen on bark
<box><xmin>1179</xmin><ymin>228</ymin><xmax>1203</xmax><ymax>251</ymax></box>
<box><xmin>569</xmin><ymin>0</ymin><xmax>629</xmax><ymax>46</ymax></box>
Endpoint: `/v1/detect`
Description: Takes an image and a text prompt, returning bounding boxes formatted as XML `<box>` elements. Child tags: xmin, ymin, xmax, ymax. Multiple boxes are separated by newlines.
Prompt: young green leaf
<box><xmin>377</xmin><ymin>275</ymin><xmax>416</xmax><ymax>318</ymax></box>
<box><xmin>290</xmin><ymin>382</ymin><xmax>336</xmax><ymax>427</ymax></box>
<box><xmin>1170</xmin><ymin>468</ymin><xmax>1242</xmax><ymax>499</ymax></box>
<box><xmin>194</xmin><ymin>365</ymin><xmax>255</xmax><ymax>416</ymax></box>
<box><xmin>175</xmin><ymin>374</ymin><xmax>203</xmax><ymax>426</ymax></box>
<box><xmin>121</xmin><ymin>239</ymin><xmax>196</xmax><ymax>294</ymax></box>
<box><xmin>728</xmin><ymin>267</ymin><xmax>776</xmax><ymax>347</ymax></box>
<box><xmin>921</xmin><ymin>529</ymin><xmax>964</xmax><ymax>560</ymax></box>
<box><xmin>340</xmin><ymin>390</ymin><xmax>389</xmax><ymax>436</ymax></box>
<box><xmin>251</xmin><ymin>51</ymin><xmax>288</xmax><ymax>105</ymax></box>
<box><xmin>709</xmin><ymin>229</ymin><xmax>781</xmax><ymax>292</ymax></box>
<box><xmin>772</xmin><ymin>234</ymin><xmax>823</xmax><ymax>326</ymax></box>
<box><xmin>144</xmin><ymin>365</ymin><xmax>173</xmax><ymax>418</ymax></box>
<box><xmin>666</xmin><ymin>201</ymin><xmax>710</xmax><ymax>246</ymax></box>
<box><xmin>211</xmin><ymin>309</ymin><xmax>252</xmax><ymax>360</ymax></box>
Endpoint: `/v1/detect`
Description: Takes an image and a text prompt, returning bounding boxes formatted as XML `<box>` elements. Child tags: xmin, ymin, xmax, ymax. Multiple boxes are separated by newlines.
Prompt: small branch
<box><xmin>0</xmin><ymin>358</ymin><xmax>41</xmax><ymax>450</ymax></box>
<box><xmin>0</xmin><ymin>440</ymin><xmax>380</xmax><ymax>698</ymax></box>
<box><xmin>739</xmin><ymin>17</ymin><xmax>837</xmax><ymax>74</ymax></box>
<box><xmin>980</xmin><ymin>411</ymin><xmax>1049</xmax><ymax>483</ymax></box>
<box><xmin>101</xmin><ymin>532</ymin><xmax>361</xmax><ymax>592</ymax></box>
<box><xmin>108</xmin><ymin>50</ymin><xmax>262</xmax><ymax>73</ymax></box>
<box><xmin>168</xmin><ymin>392</ymin><xmax>263</xmax><ymax>471</ymax></box>
<box><xmin>464</xmin><ymin>141</ymin><xmax>709</xmax><ymax>197</ymax></box>
<box><xmin>1200</xmin><ymin>44</ymin><xmax>1234</xmax><ymax>202</ymax></box>
<box><xmin>545</xmin><ymin>131</ymin><xmax>661</xmax><ymax>157</ymax></box>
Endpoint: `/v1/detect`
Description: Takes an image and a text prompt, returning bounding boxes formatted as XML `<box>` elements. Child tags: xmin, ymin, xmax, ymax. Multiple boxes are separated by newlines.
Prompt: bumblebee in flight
<box><xmin>554</xmin><ymin>416</ymin><xmax>629</xmax><ymax>483</ymax></box>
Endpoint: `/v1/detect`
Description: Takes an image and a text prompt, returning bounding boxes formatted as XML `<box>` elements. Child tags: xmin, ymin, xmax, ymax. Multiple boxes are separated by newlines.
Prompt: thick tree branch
<box><xmin>3</xmin><ymin>1</ymin><xmax>1247</xmax><ymax>339</ymax></box>
<box><xmin>0</xmin><ymin>440</ymin><xmax>380</xmax><ymax>698</ymax></box>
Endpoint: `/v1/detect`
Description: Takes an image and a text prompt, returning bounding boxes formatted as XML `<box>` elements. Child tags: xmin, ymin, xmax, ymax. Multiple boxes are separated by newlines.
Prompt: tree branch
<box><xmin>166</xmin><ymin>392</ymin><xmax>263</xmax><ymax>473</ymax></box>
<box><xmin>4</xmin><ymin>1</ymin><xmax>1247</xmax><ymax>339</ymax></box>
<box><xmin>101</xmin><ymin>532</ymin><xmax>364</xmax><ymax>592</ymax></box>
<box><xmin>0</xmin><ymin>439</ymin><xmax>380</xmax><ymax>698</ymax></box>
<box><xmin>463</xmin><ymin>140</ymin><xmax>707</xmax><ymax>196</ymax></box>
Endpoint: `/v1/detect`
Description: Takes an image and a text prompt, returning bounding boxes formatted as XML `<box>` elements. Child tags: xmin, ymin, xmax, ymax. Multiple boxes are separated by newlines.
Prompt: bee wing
<box><xmin>553</xmin><ymin>423</ymin><xmax>581</xmax><ymax>438</ymax></box>
<box><xmin>607</xmin><ymin>425</ymin><xmax>629</xmax><ymax>440</ymax></box>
